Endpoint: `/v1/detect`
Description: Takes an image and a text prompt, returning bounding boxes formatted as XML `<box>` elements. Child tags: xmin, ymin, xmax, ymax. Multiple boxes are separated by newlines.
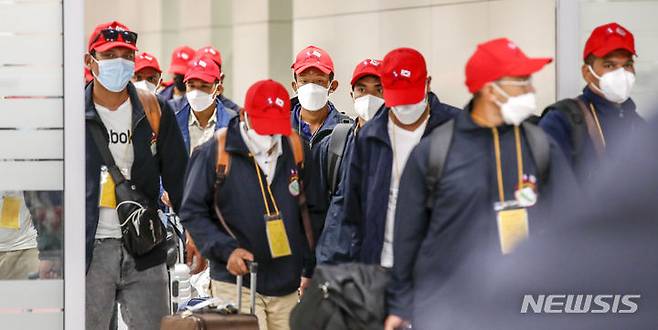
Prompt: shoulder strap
<box><xmin>214</xmin><ymin>128</ymin><xmax>231</xmax><ymax>182</ymax></box>
<box><xmin>136</xmin><ymin>88</ymin><xmax>162</xmax><ymax>136</ymax></box>
<box><xmin>521</xmin><ymin>122</ymin><xmax>550</xmax><ymax>183</ymax></box>
<box><xmin>287</xmin><ymin>132</ymin><xmax>304</xmax><ymax>168</ymax></box>
<box><xmin>287</xmin><ymin>132</ymin><xmax>315</xmax><ymax>251</ymax></box>
<box><xmin>88</xmin><ymin>122</ymin><xmax>127</xmax><ymax>185</ymax></box>
<box><xmin>573</xmin><ymin>98</ymin><xmax>605</xmax><ymax>157</ymax></box>
<box><xmin>212</xmin><ymin>128</ymin><xmax>238</xmax><ymax>240</ymax></box>
<box><xmin>425</xmin><ymin>120</ymin><xmax>455</xmax><ymax>209</ymax></box>
<box><xmin>327</xmin><ymin>123</ymin><xmax>352</xmax><ymax>194</ymax></box>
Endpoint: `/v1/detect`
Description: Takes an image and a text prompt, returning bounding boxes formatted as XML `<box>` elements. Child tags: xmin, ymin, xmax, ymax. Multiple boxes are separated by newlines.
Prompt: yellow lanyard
<box><xmin>491</xmin><ymin>126</ymin><xmax>524</xmax><ymax>204</ymax></box>
<box><xmin>589</xmin><ymin>103</ymin><xmax>607</xmax><ymax>148</ymax></box>
<box><xmin>252</xmin><ymin>157</ymin><xmax>280</xmax><ymax>216</ymax></box>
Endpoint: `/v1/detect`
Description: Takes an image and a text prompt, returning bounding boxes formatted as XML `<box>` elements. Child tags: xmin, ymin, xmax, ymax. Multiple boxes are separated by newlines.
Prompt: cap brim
<box><xmin>294</xmin><ymin>63</ymin><xmax>332</xmax><ymax>75</ymax></box>
<box><xmin>135</xmin><ymin>64</ymin><xmax>162</xmax><ymax>73</ymax></box>
<box><xmin>383</xmin><ymin>84</ymin><xmax>426</xmax><ymax>107</ymax></box>
<box><xmin>508</xmin><ymin>57</ymin><xmax>553</xmax><ymax>77</ymax></box>
<box><xmin>591</xmin><ymin>45</ymin><xmax>636</xmax><ymax>59</ymax></box>
<box><xmin>350</xmin><ymin>72</ymin><xmax>380</xmax><ymax>86</ymax></box>
<box><xmin>168</xmin><ymin>64</ymin><xmax>189</xmax><ymax>75</ymax></box>
<box><xmin>184</xmin><ymin>72</ymin><xmax>217</xmax><ymax>84</ymax></box>
<box><xmin>94</xmin><ymin>42</ymin><xmax>137</xmax><ymax>53</ymax></box>
<box><xmin>249</xmin><ymin>113</ymin><xmax>292</xmax><ymax>136</ymax></box>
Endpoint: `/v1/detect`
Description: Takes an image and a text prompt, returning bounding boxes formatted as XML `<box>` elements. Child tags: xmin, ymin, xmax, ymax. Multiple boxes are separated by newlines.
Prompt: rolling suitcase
<box><xmin>160</xmin><ymin>262</ymin><xmax>260</xmax><ymax>330</ymax></box>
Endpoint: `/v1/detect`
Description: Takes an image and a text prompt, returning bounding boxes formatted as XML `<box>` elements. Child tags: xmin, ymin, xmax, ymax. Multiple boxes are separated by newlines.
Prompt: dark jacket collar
<box><xmin>224</xmin><ymin>117</ymin><xmax>251</xmax><ymax>156</ymax></box>
<box><xmin>456</xmin><ymin>99</ymin><xmax>516</xmax><ymax>133</ymax></box>
<box><xmin>581</xmin><ymin>85</ymin><xmax>637</xmax><ymax>117</ymax></box>
<box><xmin>85</xmin><ymin>81</ymin><xmax>145</xmax><ymax>129</ymax></box>
<box><xmin>360</xmin><ymin>92</ymin><xmax>456</xmax><ymax>145</ymax></box>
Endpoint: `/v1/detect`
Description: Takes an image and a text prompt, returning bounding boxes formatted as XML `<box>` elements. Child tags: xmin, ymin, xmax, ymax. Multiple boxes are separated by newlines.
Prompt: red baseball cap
<box><xmin>135</xmin><ymin>52</ymin><xmax>162</xmax><ymax>73</ymax></box>
<box><xmin>88</xmin><ymin>21</ymin><xmax>138</xmax><ymax>53</ymax></box>
<box><xmin>184</xmin><ymin>56</ymin><xmax>221</xmax><ymax>84</ymax></box>
<box><xmin>465</xmin><ymin>38</ymin><xmax>552</xmax><ymax>93</ymax></box>
<box><xmin>583</xmin><ymin>22</ymin><xmax>636</xmax><ymax>60</ymax></box>
<box><xmin>244</xmin><ymin>79</ymin><xmax>291</xmax><ymax>136</ymax></box>
<box><xmin>195</xmin><ymin>46</ymin><xmax>222</xmax><ymax>67</ymax></box>
<box><xmin>291</xmin><ymin>46</ymin><xmax>334</xmax><ymax>75</ymax></box>
<box><xmin>351</xmin><ymin>59</ymin><xmax>382</xmax><ymax>86</ymax></box>
<box><xmin>168</xmin><ymin>45</ymin><xmax>195</xmax><ymax>75</ymax></box>
<box><xmin>380</xmin><ymin>48</ymin><xmax>427</xmax><ymax>107</ymax></box>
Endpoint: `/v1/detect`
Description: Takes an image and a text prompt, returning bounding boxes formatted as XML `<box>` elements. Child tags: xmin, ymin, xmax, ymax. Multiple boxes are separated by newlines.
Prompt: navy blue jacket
<box><xmin>175</xmin><ymin>97</ymin><xmax>237</xmax><ymax>154</ymax></box>
<box><xmin>540</xmin><ymin>86</ymin><xmax>644</xmax><ymax>182</ymax></box>
<box><xmin>315</xmin><ymin>121</ymin><xmax>359</xmax><ymax>264</ymax></box>
<box><xmin>387</xmin><ymin>103</ymin><xmax>578</xmax><ymax>320</ymax></box>
<box><xmin>85</xmin><ymin>82</ymin><xmax>188</xmax><ymax>272</ymax></box>
<box><xmin>179</xmin><ymin>118</ymin><xmax>319</xmax><ymax>296</ymax></box>
<box><xmin>340</xmin><ymin>92</ymin><xmax>460</xmax><ymax>265</ymax></box>
<box><xmin>218</xmin><ymin>94</ymin><xmax>241</xmax><ymax>112</ymax></box>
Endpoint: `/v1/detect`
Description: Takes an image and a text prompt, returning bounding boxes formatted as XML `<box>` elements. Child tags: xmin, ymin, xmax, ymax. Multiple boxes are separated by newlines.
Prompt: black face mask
<box><xmin>174</xmin><ymin>74</ymin><xmax>186</xmax><ymax>92</ymax></box>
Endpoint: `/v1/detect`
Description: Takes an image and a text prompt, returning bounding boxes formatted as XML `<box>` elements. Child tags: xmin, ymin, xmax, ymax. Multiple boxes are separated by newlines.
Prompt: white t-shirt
<box><xmin>188</xmin><ymin>108</ymin><xmax>217</xmax><ymax>154</ymax></box>
<box><xmin>95</xmin><ymin>99</ymin><xmax>134</xmax><ymax>239</ymax></box>
<box><xmin>0</xmin><ymin>191</ymin><xmax>37</xmax><ymax>252</ymax></box>
<box><xmin>380</xmin><ymin>117</ymin><xmax>428</xmax><ymax>268</ymax></box>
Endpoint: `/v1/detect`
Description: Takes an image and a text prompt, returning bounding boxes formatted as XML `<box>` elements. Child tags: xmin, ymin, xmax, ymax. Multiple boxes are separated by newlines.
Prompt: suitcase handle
<box><xmin>236</xmin><ymin>261</ymin><xmax>258</xmax><ymax>315</ymax></box>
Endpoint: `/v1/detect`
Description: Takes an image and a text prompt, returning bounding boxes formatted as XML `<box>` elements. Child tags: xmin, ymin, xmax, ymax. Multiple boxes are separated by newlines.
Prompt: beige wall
<box><xmin>85</xmin><ymin>0</ymin><xmax>557</xmax><ymax>114</ymax></box>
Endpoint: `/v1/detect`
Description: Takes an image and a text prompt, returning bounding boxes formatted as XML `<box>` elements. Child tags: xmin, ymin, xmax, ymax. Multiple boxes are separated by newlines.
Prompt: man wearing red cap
<box><xmin>337</xmin><ymin>48</ymin><xmax>459</xmax><ymax>270</ymax></box>
<box><xmin>180</xmin><ymin>79</ymin><xmax>318</xmax><ymax>330</ymax></box>
<box><xmin>290</xmin><ymin>45</ymin><xmax>352</xmax><ymax>148</ymax></box>
<box><xmin>132</xmin><ymin>52</ymin><xmax>162</xmax><ymax>93</ymax></box>
<box><xmin>540</xmin><ymin>22</ymin><xmax>644</xmax><ymax>184</ymax></box>
<box><xmin>84</xmin><ymin>21</ymin><xmax>188</xmax><ymax>330</ymax></box>
<box><xmin>194</xmin><ymin>45</ymin><xmax>241</xmax><ymax>112</ymax></box>
<box><xmin>159</xmin><ymin>45</ymin><xmax>195</xmax><ymax>111</ymax></box>
<box><xmin>175</xmin><ymin>56</ymin><xmax>237</xmax><ymax>154</ymax></box>
<box><xmin>384</xmin><ymin>39</ymin><xmax>576</xmax><ymax>329</ymax></box>
<box><xmin>315</xmin><ymin>58</ymin><xmax>386</xmax><ymax>264</ymax></box>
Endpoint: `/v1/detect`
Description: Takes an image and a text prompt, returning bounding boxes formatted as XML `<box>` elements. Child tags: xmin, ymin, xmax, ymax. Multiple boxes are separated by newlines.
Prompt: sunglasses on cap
<box><xmin>93</xmin><ymin>28</ymin><xmax>138</xmax><ymax>45</ymax></box>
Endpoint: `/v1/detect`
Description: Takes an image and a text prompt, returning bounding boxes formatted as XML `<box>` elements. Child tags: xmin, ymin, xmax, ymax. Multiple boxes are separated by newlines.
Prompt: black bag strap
<box><xmin>88</xmin><ymin>122</ymin><xmax>128</xmax><ymax>186</ymax></box>
<box><xmin>326</xmin><ymin>123</ymin><xmax>352</xmax><ymax>195</ymax></box>
<box><xmin>541</xmin><ymin>99</ymin><xmax>586</xmax><ymax>164</ymax></box>
<box><xmin>424</xmin><ymin>120</ymin><xmax>455</xmax><ymax>209</ymax></box>
<box><xmin>521</xmin><ymin>122</ymin><xmax>551</xmax><ymax>183</ymax></box>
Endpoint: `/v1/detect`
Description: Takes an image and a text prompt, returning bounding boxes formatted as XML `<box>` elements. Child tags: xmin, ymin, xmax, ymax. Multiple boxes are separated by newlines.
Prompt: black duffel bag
<box><xmin>290</xmin><ymin>263</ymin><xmax>390</xmax><ymax>330</ymax></box>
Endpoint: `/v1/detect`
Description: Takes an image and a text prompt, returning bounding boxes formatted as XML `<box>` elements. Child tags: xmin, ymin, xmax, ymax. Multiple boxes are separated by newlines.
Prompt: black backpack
<box><xmin>424</xmin><ymin>120</ymin><xmax>551</xmax><ymax>209</ymax></box>
<box><xmin>540</xmin><ymin>98</ymin><xmax>604</xmax><ymax>173</ymax></box>
<box><xmin>325</xmin><ymin>123</ymin><xmax>353</xmax><ymax>195</ymax></box>
<box><xmin>290</xmin><ymin>263</ymin><xmax>390</xmax><ymax>330</ymax></box>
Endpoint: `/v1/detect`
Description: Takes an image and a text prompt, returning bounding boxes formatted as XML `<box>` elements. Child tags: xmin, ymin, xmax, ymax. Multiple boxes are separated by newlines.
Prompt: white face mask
<box><xmin>493</xmin><ymin>83</ymin><xmax>537</xmax><ymax>126</ymax></box>
<box><xmin>133</xmin><ymin>80</ymin><xmax>158</xmax><ymax>93</ymax></box>
<box><xmin>588</xmin><ymin>66</ymin><xmax>635</xmax><ymax>104</ymax></box>
<box><xmin>186</xmin><ymin>85</ymin><xmax>217</xmax><ymax>112</ymax></box>
<box><xmin>353</xmin><ymin>95</ymin><xmax>385</xmax><ymax>122</ymax></box>
<box><xmin>241</xmin><ymin>117</ymin><xmax>280</xmax><ymax>155</ymax></box>
<box><xmin>297</xmin><ymin>83</ymin><xmax>329</xmax><ymax>111</ymax></box>
<box><xmin>391</xmin><ymin>96</ymin><xmax>427</xmax><ymax>125</ymax></box>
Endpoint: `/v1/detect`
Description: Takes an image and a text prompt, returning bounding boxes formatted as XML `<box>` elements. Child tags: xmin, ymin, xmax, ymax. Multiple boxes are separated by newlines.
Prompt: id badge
<box><xmin>0</xmin><ymin>194</ymin><xmax>21</xmax><ymax>230</ymax></box>
<box><xmin>99</xmin><ymin>166</ymin><xmax>117</xmax><ymax>209</ymax></box>
<box><xmin>496</xmin><ymin>206</ymin><xmax>529</xmax><ymax>255</ymax></box>
<box><xmin>265</xmin><ymin>214</ymin><xmax>292</xmax><ymax>258</ymax></box>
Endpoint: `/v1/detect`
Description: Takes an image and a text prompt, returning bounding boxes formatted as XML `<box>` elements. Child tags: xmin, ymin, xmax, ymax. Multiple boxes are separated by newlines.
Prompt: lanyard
<box><xmin>252</xmin><ymin>156</ymin><xmax>280</xmax><ymax>216</ymax></box>
<box><xmin>589</xmin><ymin>103</ymin><xmax>607</xmax><ymax>149</ymax></box>
<box><xmin>491</xmin><ymin>126</ymin><xmax>524</xmax><ymax>204</ymax></box>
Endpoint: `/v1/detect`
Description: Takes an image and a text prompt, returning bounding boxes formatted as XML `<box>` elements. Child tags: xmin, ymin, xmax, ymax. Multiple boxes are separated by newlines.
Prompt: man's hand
<box><xmin>226</xmin><ymin>248</ymin><xmax>253</xmax><ymax>276</ymax></box>
<box><xmin>384</xmin><ymin>315</ymin><xmax>409</xmax><ymax>330</ymax></box>
<box><xmin>39</xmin><ymin>259</ymin><xmax>61</xmax><ymax>279</ymax></box>
<box><xmin>298</xmin><ymin>276</ymin><xmax>312</xmax><ymax>297</ymax></box>
<box><xmin>161</xmin><ymin>191</ymin><xmax>172</xmax><ymax>208</ymax></box>
<box><xmin>185</xmin><ymin>232</ymin><xmax>208</xmax><ymax>274</ymax></box>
